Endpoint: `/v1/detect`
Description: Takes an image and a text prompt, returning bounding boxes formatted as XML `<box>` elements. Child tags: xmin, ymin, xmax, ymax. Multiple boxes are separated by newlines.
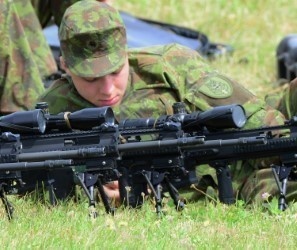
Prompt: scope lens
<box><xmin>232</xmin><ymin>105</ymin><xmax>246</xmax><ymax>128</ymax></box>
<box><xmin>35</xmin><ymin>110</ymin><xmax>46</xmax><ymax>133</ymax></box>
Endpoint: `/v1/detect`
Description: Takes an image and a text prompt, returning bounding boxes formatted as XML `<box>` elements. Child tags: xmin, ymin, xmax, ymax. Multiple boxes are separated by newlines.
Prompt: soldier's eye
<box><xmin>112</xmin><ymin>64</ymin><xmax>124</xmax><ymax>75</ymax></box>
<box><xmin>83</xmin><ymin>77</ymin><xmax>97</xmax><ymax>82</ymax></box>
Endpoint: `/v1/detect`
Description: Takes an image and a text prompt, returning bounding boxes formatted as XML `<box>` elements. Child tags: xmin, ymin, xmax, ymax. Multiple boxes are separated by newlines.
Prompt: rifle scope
<box><xmin>0</xmin><ymin>109</ymin><xmax>46</xmax><ymax>134</ymax></box>
<box><xmin>44</xmin><ymin>106</ymin><xmax>115</xmax><ymax>131</ymax></box>
<box><xmin>170</xmin><ymin>103</ymin><xmax>246</xmax><ymax>131</ymax></box>
<box><xmin>119</xmin><ymin>102</ymin><xmax>246</xmax><ymax>131</ymax></box>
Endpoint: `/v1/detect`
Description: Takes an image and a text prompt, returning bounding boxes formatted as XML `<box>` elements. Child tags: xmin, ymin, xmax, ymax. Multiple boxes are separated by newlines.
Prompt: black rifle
<box><xmin>0</xmin><ymin>103</ymin><xmax>255</xmax><ymax>218</ymax></box>
<box><xmin>0</xmin><ymin>106</ymin><xmax>121</xmax><ymax>219</ymax></box>
<box><xmin>0</xmin><ymin>103</ymin><xmax>294</xmax><ymax>218</ymax></box>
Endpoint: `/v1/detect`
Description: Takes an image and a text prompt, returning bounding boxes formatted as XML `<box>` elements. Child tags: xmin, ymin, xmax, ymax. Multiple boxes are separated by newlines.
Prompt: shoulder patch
<box><xmin>198</xmin><ymin>76</ymin><xmax>233</xmax><ymax>98</ymax></box>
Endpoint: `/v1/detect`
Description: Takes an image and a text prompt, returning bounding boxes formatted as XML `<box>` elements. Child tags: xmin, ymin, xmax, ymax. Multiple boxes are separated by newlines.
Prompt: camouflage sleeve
<box><xmin>0</xmin><ymin>0</ymin><xmax>46</xmax><ymax>113</ymax></box>
<box><xmin>15</xmin><ymin>0</ymin><xmax>57</xmax><ymax>77</ymax></box>
<box><xmin>265</xmin><ymin>79</ymin><xmax>297</xmax><ymax>119</ymax></box>
<box><xmin>154</xmin><ymin>44</ymin><xmax>286</xmax><ymax>129</ymax></box>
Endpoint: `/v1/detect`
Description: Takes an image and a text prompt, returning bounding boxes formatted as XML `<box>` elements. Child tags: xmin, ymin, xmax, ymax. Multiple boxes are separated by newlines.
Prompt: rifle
<box><xmin>0</xmin><ymin>106</ymin><xmax>121</xmax><ymax>219</ymax></box>
<box><xmin>0</xmin><ymin>102</ymin><xmax>261</xmax><ymax>219</ymax></box>
<box><xmin>0</xmin><ymin>102</ymin><xmax>294</xmax><ymax>219</ymax></box>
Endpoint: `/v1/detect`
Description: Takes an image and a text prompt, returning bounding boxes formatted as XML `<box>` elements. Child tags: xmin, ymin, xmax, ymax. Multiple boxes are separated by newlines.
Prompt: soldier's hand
<box><xmin>103</xmin><ymin>181</ymin><xmax>120</xmax><ymax>201</ymax></box>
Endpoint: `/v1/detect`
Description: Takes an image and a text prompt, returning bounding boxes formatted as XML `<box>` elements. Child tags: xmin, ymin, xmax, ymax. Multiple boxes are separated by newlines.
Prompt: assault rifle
<box><xmin>0</xmin><ymin>102</ymin><xmax>295</xmax><ymax>219</ymax></box>
<box><xmin>0</xmin><ymin>102</ymin><xmax>260</xmax><ymax>219</ymax></box>
<box><xmin>116</xmin><ymin>103</ymin><xmax>297</xmax><ymax>212</ymax></box>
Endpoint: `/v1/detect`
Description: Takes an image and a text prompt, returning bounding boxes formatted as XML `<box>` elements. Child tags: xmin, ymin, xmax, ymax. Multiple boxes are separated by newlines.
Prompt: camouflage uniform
<box><xmin>0</xmin><ymin>0</ymin><xmax>57</xmax><ymax>113</ymax></box>
<box><xmin>265</xmin><ymin>79</ymin><xmax>297</xmax><ymax>119</ymax></box>
<box><xmin>40</xmin><ymin>1</ymin><xmax>296</xmax><ymax>205</ymax></box>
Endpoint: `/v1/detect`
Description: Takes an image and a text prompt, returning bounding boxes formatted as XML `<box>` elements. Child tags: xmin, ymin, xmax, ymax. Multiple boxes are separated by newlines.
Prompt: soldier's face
<box><xmin>62</xmin><ymin>57</ymin><xmax>129</xmax><ymax>107</ymax></box>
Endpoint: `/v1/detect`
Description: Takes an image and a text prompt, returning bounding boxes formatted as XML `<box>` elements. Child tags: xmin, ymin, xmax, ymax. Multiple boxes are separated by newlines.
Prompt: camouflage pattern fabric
<box><xmin>15</xmin><ymin>1</ymin><xmax>57</xmax><ymax>79</ymax></box>
<box><xmin>265</xmin><ymin>79</ymin><xmax>297</xmax><ymax>119</ymax></box>
<box><xmin>59</xmin><ymin>1</ymin><xmax>127</xmax><ymax>78</ymax></box>
<box><xmin>41</xmin><ymin>43</ymin><xmax>295</xmax><ymax>205</ymax></box>
<box><xmin>0</xmin><ymin>0</ymin><xmax>57</xmax><ymax>113</ymax></box>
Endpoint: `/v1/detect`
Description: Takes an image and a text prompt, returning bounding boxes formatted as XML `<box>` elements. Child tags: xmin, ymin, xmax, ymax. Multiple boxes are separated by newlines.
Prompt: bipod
<box><xmin>271</xmin><ymin>164</ymin><xmax>292</xmax><ymax>211</ymax></box>
<box><xmin>75</xmin><ymin>172</ymin><xmax>116</xmax><ymax>218</ymax></box>
<box><xmin>164</xmin><ymin>176</ymin><xmax>185</xmax><ymax>211</ymax></box>
<box><xmin>0</xmin><ymin>184</ymin><xmax>14</xmax><ymax>220</ymax></box>
<box><xmin>46</xmin><ymin>173</ymin><xmax>57</xmax><ymax>206</ymax></box>
<box><xmin>141</xmin><ymin>171</ymin><xmax>185</xmax><ymax>216</ymax></box>
<box><xmin>141</xmin><ymin>171</ymin><xmax>163</xmax><ymax>216</ymax></box>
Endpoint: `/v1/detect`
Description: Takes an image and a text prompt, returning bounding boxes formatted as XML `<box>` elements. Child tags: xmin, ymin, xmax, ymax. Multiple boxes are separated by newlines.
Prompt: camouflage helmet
<box><xmin>59</xmin><ymin>0</ymin><xmax>127</xmax><ymax>77</ymax></box>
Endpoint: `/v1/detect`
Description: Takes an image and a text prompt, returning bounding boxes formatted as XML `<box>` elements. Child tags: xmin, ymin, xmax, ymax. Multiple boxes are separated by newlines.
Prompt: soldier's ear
<box><xmin>60</xmin><ymin>56</ymin><xmax>68</xmax><ymax>71</ymax></box>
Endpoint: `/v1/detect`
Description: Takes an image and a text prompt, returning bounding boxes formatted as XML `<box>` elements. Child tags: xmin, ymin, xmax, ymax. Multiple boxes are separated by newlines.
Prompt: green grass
<box><xmin>2</xmin><ymin>0</ymin><xmax>297</xmax><ymax>248</ymax></box>
<box><xmin>1</xmin><ymin>195</ymin><xmax>297</xmax><ymax>249</ymax></box>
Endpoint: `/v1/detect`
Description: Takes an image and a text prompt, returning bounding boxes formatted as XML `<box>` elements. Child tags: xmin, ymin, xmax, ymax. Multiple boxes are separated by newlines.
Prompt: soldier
<box><xmin>40</xmin><ymin>1</ymin><xmax>292</xmax><ymax>204</ymax></box>
<box><xmin>0</xmin><ymin>0</ymin><xmax>57</xmax><ymax>114</ymax></box>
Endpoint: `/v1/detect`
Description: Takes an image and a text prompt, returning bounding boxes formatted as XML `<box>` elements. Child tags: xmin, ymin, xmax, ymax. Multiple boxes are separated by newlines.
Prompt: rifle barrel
<box><xmin>0</xmin><ymin>159</ymin><xmax>73</xmax><ymax>171</ymax></box>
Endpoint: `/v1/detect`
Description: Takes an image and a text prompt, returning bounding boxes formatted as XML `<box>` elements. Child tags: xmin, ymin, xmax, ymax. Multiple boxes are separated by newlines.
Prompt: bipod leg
<box><xmin>142</xmin><ymin>171</ymin><xmax>163</xmax><ymax>216</ymax></box>
<box><xmin>88</xmin><ymin>185</ymin><xmax>98</xmax><ymax>218</ymax></box>
<box><xmin>271</xmin><ymin>165</ymin><xmax>292</xmax><ymax>211</ymax></box>
<box><xmin>164</xmin><ymin>176</ymin><xmax>184</xmax><ymax>211</ymax></box>
<box><xmin>75</xmin><ymin>173</ymin><xmax>98</xmax><ymax>218</ymax></box>
<box><xmin>0</xmin><ymin>188</ymin><xmax>14</xmax><ymax>220</ymax></box>
<box><xmin>46</xmin><ymin>175</ymin><xmax>56</xmax><ymax>206</ymax></box>
<box><xmin>96</xmin><ymin>178</ymin><xmax>115</xmax><ymax>215</ymax></box>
